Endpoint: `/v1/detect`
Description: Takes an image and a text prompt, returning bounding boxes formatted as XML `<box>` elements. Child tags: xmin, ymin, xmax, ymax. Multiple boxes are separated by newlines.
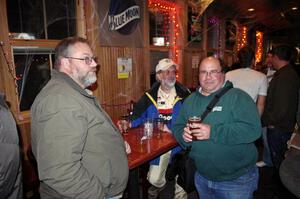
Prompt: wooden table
<box><xmin>123</xmin><ymin>127</ymin><xmax>178</xmax><ymax>169</ymax></box>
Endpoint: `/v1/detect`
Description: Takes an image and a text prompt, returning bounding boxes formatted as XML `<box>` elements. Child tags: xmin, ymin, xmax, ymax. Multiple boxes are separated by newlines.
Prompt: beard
<box><xmin>81</xmin><ymin>72</ymin><xmax>97</xmax><ymax>88</ymax></box>
<box><xmin>72</xmin><ymin>65</ymin><xmax>97</xmax><ymax>88</ymax></box>
<box><xmin>162</xmin><ymin>78</ymin><xmax>176</xmax><ymax>89</ymax></box>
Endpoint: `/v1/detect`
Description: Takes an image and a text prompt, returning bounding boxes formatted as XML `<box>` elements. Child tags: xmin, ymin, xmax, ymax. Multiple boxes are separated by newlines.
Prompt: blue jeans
<box><xmin>107</xmin><ymin>194</ymin><xmax>122</xmax><ymax>199</ymax></box>
<box><xmin>267</xmin><ymin>127</ymin><xmax>292</xmax><ymax>170</ymax></box>
<box><xmin>194</xmin><ymin>167</ymin><xmax>259</xmax><ymax>199</ymax></box>
<box><xmin>262</xmin><ymin>127</ymin><xmax>273</xmax><ymax>166</ymax></box>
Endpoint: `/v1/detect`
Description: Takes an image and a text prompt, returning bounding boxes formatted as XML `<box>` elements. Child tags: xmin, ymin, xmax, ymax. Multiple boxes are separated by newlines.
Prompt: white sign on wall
<box><xmin>192</xmin><ymin>55</ymin><xmax>200</xmax><ymax>69</ymax></box>
<box><xmin>117</xmin><ymin>57</ymin><xmax>132</xmax><ymax>79</ymax></box>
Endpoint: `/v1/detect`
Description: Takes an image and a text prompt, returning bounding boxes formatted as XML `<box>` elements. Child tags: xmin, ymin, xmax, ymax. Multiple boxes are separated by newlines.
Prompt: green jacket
<box><xmin>31</xmin><ymin>70</ymin><xmax>128</xmax><ymax>199</ymax></box>
<box><xmin>172</xmin><ymin>81</ymin><xmax>261</xmax><ymax>181</ymax></box>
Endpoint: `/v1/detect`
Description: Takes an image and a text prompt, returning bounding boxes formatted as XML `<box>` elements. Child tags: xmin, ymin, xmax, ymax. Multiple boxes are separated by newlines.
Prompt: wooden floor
<box><xmin>253</xmin><ymin>140</ymin><xmax>298</xmax><ymax>199</ymax></box>
<box><xmin>254</xmin><ymin>166</ymin><xmax>298</xmax><ymax>199</ymax></box>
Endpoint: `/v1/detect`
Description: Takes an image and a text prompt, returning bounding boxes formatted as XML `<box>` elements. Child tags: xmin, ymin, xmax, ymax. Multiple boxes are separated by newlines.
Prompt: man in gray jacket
<box><xmin>0</xmin><ymin>92</ymin><xmax>22</xmax><ymax>199</ymax></box>
<box><xmin>31</xmin><ymin>37</ymin><xmax>129</xmax><ymax>199</ymax></box>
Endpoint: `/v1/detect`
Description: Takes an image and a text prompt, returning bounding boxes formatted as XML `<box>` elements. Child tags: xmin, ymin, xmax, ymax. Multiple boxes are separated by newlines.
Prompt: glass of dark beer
<box><xmin>188</xmin><ymin>116</ymin><xmax>201</xmax><ymax>140</ymax></box>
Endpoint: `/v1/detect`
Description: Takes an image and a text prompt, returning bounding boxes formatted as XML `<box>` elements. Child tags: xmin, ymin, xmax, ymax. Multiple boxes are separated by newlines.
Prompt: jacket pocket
<box><xmin>99</xmin><ymin>159</ymin><xmax>112</xmax><ymax>188</ymax></box>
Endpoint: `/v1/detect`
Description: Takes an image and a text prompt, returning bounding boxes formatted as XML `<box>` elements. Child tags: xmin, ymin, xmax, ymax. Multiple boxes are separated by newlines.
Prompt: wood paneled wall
<box><xmin>94</xmin><ymin>46</ymin><xmax>149</xmax><ymax>119</ymax></box>
<box><xmin>182</xmin><ymin>48</ymin><xmax>206</xmax><ymax>89</ymax></box>
<box><xmin>84</xmin><ymin>0</ymin><xmax>150</xmax><ymax>119</ymax></box>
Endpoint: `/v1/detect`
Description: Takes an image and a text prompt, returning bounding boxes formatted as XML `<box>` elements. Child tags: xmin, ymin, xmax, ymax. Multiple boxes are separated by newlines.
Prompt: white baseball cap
<box><xmin>155</xmin><ymin>58</ymin><xmax>178</xmax><ymax>73</ymax></box>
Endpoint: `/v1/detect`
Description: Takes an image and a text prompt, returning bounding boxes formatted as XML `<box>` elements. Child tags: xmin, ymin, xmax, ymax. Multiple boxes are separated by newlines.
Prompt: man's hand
<box><xmin>192</xmin><ymin>123</ymin><xmax>211</xmax><ymax>140</ymax></box>
<box><xmin>183</xmin><ymin>125</ymin><xmax>193</xmax><ymax>142</ymax></box>
<box><xmin>183</xmin><ymin>122</ymin><xmax>211</xmax><ymax>142</ymax></box>
<box><xmin>124</xmin><ymin>141</ymin><xmax>131</xmax><ymax>154</ymax></box>
<box><xmin>163</xmin><ymin>125</ymin><xmax>172</xmax><ymax>133</ymax></box>
<box><xmin>117</xmin><ymin>120</ymin><xmax>131</xmax><ymax>134</ymax></box>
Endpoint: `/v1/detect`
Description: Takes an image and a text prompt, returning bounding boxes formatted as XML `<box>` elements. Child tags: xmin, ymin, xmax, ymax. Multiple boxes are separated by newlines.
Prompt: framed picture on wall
<box><xmin>225</xmin><ymin>20</ymin><xmax>237</xmax><ymax>50</ymax></box>
<box><xmin>188</xmin><ymin>5</ymin><xmax>203</xmax><ymax>44</ymax></box>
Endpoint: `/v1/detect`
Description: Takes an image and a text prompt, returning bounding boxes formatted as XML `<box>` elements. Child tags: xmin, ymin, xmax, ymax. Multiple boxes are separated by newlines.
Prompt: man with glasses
<box><xmin>173</xmin><ymin>56</ymin><xmax>261</xmax><ymax>199</ymax></box>
<box><xmin>31</xmin><ymin>37</ymin><xmax>129</xmax><ymax>199</ymax></box>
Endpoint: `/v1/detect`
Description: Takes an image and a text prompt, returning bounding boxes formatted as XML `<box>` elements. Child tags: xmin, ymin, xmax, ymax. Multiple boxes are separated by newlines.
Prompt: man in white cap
<box><xmin>125</xmin><ymin>58</ymin><xmax>190</xmax><ymax>199</ymax></box>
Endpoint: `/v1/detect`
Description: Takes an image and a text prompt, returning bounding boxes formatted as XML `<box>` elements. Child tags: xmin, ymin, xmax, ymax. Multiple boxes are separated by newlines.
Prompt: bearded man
<box><xmin>129</xmin><ymin>58</ymin><xmax>190</xmax><ymax>199</ymax></box>
<box><xmin>31</xmin><ymin>37</ymin><xmax>129</xmax><ymax>199</ymax></box>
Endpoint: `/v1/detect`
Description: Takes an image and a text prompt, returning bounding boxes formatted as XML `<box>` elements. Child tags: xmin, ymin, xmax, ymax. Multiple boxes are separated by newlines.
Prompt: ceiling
<box><xmin>208</xmin><ymin>0</ymin><xmax>300</xmax><ymax>31</ymax></box>
<box><xmin>206</xmin><ymin>0</ymin><xmax>300</xmax><ymax>45</ymax></box>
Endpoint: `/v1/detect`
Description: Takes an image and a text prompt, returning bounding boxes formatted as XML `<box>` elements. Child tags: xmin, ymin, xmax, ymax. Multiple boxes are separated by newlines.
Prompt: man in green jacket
<box><xmin>172</xmin><ymin>56</ymin><xmax>261</xmax><ymax>199</ymax></box>
<box><xmin>31</xmin><ymin>37</ymin><xmax>129</xmax><ymax>199</ymax></box>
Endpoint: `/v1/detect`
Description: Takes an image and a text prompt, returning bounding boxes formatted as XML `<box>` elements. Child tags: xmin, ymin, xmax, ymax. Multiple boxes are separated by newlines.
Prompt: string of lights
<box><xmin>0</xmin><ymin>41</ymin><xmax>17</xmax><ymax>82</ymax></box>
<box><xmin>0</xmin><ymin>41</ymin><xmax>19</xmax><ymax>97</ymax></box>
<box><xmin>255</xmin><ymin>31</ymin><xmax>263</xmax><ymax>63</ymax></box>
<box><xmin>0</xmin><ymin>41</ymin><xmax>23</xmax><ymax>120</ymax></box>
<box><xmin>237</xmin><ymin>26</ymin><xmax>248</xmax><ymax>51</ymax></box>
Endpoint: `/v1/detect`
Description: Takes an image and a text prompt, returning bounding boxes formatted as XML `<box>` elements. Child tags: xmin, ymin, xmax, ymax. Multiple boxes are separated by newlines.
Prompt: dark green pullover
<box><xmin>172</xmin><ymin>81</ymin><xmax>261</xmax><ymax>181</ymax></box>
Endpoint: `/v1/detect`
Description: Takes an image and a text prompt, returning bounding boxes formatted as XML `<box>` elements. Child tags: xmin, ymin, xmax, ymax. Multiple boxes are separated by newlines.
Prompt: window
<box><xmin>149</xmin><ymin>10</ymin><xmax>170</xmax><ymax>46</ymax></box>
<box><xmin>7</xmin><ymin>0</ymin><xmax>76</xmax><ymax>40</ymax></box>
<box><xmin>14</xmin><ymin>46</ymin><xmax>54</xmax><ymax>111</ymax></box>
<box><xmin>6</xmin><ymin>0</ymin><xmax>78</xmax><ymax>111</ymax></box>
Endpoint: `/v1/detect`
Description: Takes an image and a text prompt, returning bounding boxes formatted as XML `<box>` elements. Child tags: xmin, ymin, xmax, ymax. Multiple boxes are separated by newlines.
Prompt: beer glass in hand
<box><xmin>188</xmin><ymin>116</ymin><xmax>201</xmax><ymax>140</ymax></box>
<box><xmin>119</xmin><ymin>115</ymin><xmax>130</xmax><ymax>134</ymax></box>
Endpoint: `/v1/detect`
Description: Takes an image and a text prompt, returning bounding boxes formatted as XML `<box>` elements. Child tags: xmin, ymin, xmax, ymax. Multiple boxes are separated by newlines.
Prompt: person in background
<box><xmin>124</xmin><ymin>58</ymin><xmax>190</xmax><ymax>199</ymax></box>
<box><xmin>264</xmin><ymin>50</ymin><xmax>276</xmax><ymax>83</ymax></box>
<box><xmin>229</xmin><ymin>62</ymin><xmax>241</xmax><ymax>71</ymax></box>
<box><xmin>254</xmin><ymin>61</ymin><xmax>264</xmax><ymax>72</ymax></box>
<box><xmin>225</xmin><ymin>46</ymin><xmax>269</xmax><ymax>168</ymax></box>
<box><xmin>255</xmin><ymin>50</ymin><xmax>276</xmax><ymax>168</ymax></box>
<box><xmin>226</xmin><ymin>46</ymin><xmax>267</xmax><ymax>116</ymax></box>
<box><xmin>173</xmin><ymin>56</ymin><xmax>261</xmax><ymax>199</ymax></box>
<box><xmin>31</xmin><ymin>36</ymin><xmax>129</xmax><ymax>199</ymax></box>
<box><xmin>0</xmin><ymin>92</ymin><xmax>23</xmax><ymax>199</ymax></box>
<box><xmin>262</xmin><ymin>45</ymin><xmax>300</xmax><ymax>197</ymax></box>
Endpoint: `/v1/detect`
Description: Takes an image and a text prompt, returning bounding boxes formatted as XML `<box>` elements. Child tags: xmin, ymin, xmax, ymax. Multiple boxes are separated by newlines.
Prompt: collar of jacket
<box><xmin>147</xmin><ymin>82</ymin><xmax>190</xmax><ymax>100</ymax></box>
<box><xmin>145</xmin><ymin>81</ymin><xmax>190</xmax><ymax>109</ymax></box>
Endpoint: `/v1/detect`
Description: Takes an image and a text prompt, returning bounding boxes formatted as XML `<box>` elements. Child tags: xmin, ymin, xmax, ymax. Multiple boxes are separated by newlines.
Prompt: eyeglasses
<box><xmin>65</xmin><ymin>56</ymin><xmax>97</xmax><ymax>65</ymax></box>
<box><xmin>199</xmin><ymin>70</ymin><xmax>222</xmax><ymax>76</ymax></box>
